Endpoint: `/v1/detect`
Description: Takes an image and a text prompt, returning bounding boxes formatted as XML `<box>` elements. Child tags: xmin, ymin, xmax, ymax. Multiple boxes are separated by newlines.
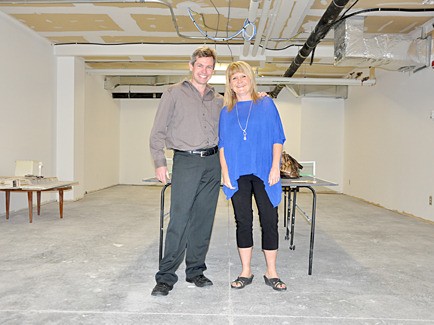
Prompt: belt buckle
<box><xmin>200</xmin><ymin>151</ymin><xmax>206</xmax><ymax>157</ymax></box>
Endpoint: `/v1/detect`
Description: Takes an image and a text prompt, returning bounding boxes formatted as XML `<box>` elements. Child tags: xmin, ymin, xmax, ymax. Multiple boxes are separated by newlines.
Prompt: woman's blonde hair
<box><xmin>224</xmin><ymin>61</ymin><xmax>259</xmax><ymax>111</ymax></box>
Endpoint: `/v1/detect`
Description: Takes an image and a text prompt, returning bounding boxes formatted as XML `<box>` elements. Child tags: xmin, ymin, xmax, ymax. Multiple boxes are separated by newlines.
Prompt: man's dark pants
<box><xmin>155</xmin><ymin>151</ymin><xmax>221</xmax><ymax>286</ymax></box>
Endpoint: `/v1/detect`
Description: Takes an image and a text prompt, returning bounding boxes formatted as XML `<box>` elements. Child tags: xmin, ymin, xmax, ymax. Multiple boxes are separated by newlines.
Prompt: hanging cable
<box><xmin>188</xmin><ymin>7</ymin><xmax>256</xmax><ymax>42</ymax></box>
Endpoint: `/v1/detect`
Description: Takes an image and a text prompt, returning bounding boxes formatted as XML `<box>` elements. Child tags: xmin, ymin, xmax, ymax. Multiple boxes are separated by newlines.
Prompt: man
<box><xmin>149</xmin><ymin>46</ymin><xmax>223</xmax><ymax>296</ymax></box>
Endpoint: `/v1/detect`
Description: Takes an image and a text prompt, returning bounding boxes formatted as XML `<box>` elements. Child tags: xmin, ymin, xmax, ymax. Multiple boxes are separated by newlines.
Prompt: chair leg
<box><xmin>37</xmin><ymin>191</ymin><xmax>41</xmax><ymax>215</ymax></box>
<box><xmin>58</xmin><ymin>189</ymin><xmax>64</xmax><ymax>219</ymax></box>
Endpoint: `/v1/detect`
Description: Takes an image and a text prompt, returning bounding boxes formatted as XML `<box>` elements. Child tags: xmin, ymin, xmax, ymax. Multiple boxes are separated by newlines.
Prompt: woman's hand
<box><xmin>219</xmin><ymin>148</ymin><xmax>235</xmax><ymax>189</ymax></box>
<box><xmin>269</xmin><ymin>143</ymin><xmax>283</xmax><ymax>186</ymax></box>
<box><xmin>268</xmin><ymin>166</ymin><xmax>280</xmax><ymax>186</ymax></box>
<box><xmin>222</xmin><ymin>171</ymin><xmax>235</xmax><ymax>189</ymax></box>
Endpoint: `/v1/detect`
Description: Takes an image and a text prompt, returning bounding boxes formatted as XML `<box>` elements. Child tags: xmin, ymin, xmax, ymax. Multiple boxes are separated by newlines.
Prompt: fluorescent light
<box><xmin>214</xmin><ymin>63</ymin><xmax>229</xmax><ymax>71</ymax></box>
<box><xmin>209</xmin><ymin>75</ymin><xmax>226</xmax><ymax>84</ymax></box>
<box><xmin>208</xmin><ymin>76</ymin><xmax>376</xmax><ymax>86</ymax></box>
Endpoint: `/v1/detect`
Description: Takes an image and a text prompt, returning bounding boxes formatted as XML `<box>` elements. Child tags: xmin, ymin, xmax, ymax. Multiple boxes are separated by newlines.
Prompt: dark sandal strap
<box><xmin>264</xmin><ymin>276</ymin><xmax>287</xmax><ymax>291</ymax></box>
<box><xmin>271</xmin><ymin>279</ymin><xmax>286</xmax><ymax>290</ymax></box>
<box><xmin>231</xmin><ymin>275</ymin><xmax>254</xmax><ymax>289</ymax></box>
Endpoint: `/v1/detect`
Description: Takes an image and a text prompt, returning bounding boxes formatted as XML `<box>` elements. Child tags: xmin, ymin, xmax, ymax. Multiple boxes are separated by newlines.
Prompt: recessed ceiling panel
<box><xmin>11</xmin><ymin>13</ymin><xmax>122</xmax><ymax>32</ymax></box>
<box><xmin>131</xmin><ymin>14</ymin><xmax>195</xmax><ymax>33</ymax></box>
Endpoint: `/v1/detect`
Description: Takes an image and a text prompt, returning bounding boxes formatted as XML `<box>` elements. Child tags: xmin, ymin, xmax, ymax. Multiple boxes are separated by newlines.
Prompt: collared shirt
<box><xmin>150</xmin><ymin>80</ymin><xmax>223</xmax><ymax>168</ymax></box>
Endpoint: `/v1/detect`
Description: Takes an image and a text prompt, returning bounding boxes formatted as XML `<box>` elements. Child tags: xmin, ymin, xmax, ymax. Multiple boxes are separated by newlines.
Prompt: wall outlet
<box><xmin>430</xmin><ymin>196</ymin><xmax>432</xmax><ymax>206</ymax></box>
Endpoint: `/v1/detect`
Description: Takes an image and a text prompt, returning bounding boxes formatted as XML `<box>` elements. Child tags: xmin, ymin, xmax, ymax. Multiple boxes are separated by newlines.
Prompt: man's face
<box><xmin>189</xmin><ymin>56</ymin><xmax>214</xmax><ymax>86</ymax></box>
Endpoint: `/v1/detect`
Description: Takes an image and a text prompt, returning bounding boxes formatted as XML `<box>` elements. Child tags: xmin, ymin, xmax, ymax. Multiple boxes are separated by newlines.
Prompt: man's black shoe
<box><xmin>151</xmin><ymin>282</ymin><xmax>173</xmax><ymax>296</ymax></box>
<box><xmin>186</xmin><ymin>274</ymin><xmax>213</xmax><ymax>287</ymax></box>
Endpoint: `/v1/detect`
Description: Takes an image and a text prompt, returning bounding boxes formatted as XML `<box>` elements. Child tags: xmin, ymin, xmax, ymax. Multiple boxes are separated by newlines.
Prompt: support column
<box><xmin>56</xmin><ymin>56</ymin><xmax>85</xmax><ymax>200</ymax></box>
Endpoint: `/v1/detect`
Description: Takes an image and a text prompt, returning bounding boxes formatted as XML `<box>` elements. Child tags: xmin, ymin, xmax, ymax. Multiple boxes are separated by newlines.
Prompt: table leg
<box><xmin>283</xmin><ymin>188</ymin><xmax>287</xmax><ymax>228</ymax></box>
<box><xmin>289</xmin><ymin>188</ymin><xmax>297</xmax><ymax>250</ymax></box>
<box><xmin>58</xmin><ymin>189</ymin><xmax>64</xmax><ymax>219</ymax></box>
<box><xmin>27</xmin><ymin>191</ymin><xmax>33</xmax><ymax>223</ymax></box>
<box><xmin>284</xmin><ymin>189</ymin><xmax>290</xmax><ymax>240</ymax></box>
<box><xmin>5</xmin><ymin>191</ymin><xmax>10</xmax><ymax>220</ymax></box>
<box><xmin>306</xmin><ymin>186</ymin><xmax>316</xmax><ymax>276</ymax></box>
<box><xmin>159</xmin><ymin>183</ymin><xmax>171</xmax><ymax>263</ymax></box>
<box><xmin>37</xmin><ymin>191</ymin><xmax>41</xmax><ymax>215</ymax></box>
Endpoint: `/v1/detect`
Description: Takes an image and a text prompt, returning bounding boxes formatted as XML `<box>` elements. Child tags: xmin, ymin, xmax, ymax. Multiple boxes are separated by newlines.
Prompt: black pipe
<box><xmin>269</xmin><ymin>0</ymin><xmax>351</xmax><ymax>98</ymax></box>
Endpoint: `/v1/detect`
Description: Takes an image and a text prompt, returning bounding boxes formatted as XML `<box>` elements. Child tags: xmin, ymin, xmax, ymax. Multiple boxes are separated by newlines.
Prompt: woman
<box><xmin>218</xmin><ymin>61</ymin><xmax>287</xmax><ymax>291</ymax></box>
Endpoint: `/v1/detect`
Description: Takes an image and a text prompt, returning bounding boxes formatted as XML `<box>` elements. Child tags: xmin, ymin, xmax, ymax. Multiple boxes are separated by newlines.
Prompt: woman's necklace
<box><xmin>235</xmin><ymin>100</ymin><xmax>253</xmax><ymax>141</ymax></box>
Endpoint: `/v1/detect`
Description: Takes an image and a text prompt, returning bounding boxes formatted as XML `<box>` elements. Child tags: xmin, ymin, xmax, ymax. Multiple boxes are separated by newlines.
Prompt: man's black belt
<box><xmin>174</xmin><ymin>146</ymin><xmax>218</xmax><ymax>157</ymax></box>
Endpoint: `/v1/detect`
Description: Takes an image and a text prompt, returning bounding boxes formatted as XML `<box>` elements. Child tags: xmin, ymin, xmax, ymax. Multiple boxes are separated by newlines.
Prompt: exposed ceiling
<box><xmin>1</xmin><ymin>0</ymin><xmax>433</xmax><ymax>95</ymax></box>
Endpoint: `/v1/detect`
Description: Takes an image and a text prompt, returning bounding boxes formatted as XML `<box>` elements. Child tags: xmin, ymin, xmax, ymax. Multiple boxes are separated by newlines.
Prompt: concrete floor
<box><xmin>1</xmin><ymin>185</ymin><xmax>433</xmax><ymax>325</ymax></box>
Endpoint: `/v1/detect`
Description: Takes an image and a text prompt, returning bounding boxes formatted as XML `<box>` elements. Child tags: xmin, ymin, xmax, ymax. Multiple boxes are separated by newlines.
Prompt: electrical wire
<box><xmin>341</xmin><ymin>0</ymin><xmax>359</xmax><ymax>17</ymax></box>
<box><xmin>209</xmin><ymin>0</ymin><xmax>219</xmax><ymax>38</ymax></box>
<box><xmin>187</xmin><ymin>7</ymin><xmax>256</xmax><ymax>42</ymax></box>
<box><xmin>225</xmin><ymin>0</ymin><xmax>234</xmax><ymax>62</ymax></box>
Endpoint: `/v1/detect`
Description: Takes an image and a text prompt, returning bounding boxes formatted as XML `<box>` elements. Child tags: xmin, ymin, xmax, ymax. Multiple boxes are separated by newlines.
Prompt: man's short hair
<box><xmin>190</xmin><ymin>46</ymin><xmax>217</xmax><ymax>68</ymax></box>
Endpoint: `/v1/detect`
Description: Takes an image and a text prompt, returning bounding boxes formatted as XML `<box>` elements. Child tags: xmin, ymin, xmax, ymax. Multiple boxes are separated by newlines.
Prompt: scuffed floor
<box><xmin>0</xmin><ymin>185</ymin><xmax>433</xmax><ymax>324</ymax></box>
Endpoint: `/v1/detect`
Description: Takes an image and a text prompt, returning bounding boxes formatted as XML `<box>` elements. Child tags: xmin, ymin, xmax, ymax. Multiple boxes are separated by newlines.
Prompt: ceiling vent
<box><xmin>334</xmin><ymin>17</ymin><xmax>432</xmax><ymax>72</ymax></box>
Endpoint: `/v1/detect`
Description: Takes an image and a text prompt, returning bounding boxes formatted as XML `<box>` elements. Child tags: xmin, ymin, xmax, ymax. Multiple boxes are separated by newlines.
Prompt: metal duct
<box><xmin>334</xmin><ymin>17</ymin><xmax>432</xmax><ymax>72</ymax></box>
<box><xmin>269</xmin><ymin>0</ymin><xmax>351</xmax><ymax>98</ymax></box>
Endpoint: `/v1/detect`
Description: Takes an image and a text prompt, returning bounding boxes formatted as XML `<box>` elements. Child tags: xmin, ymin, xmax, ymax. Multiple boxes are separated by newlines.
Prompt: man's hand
<box><xmin>155</xmin><ymin>166</ymin><xmax>170</xmax><ymax>184</ymax></box>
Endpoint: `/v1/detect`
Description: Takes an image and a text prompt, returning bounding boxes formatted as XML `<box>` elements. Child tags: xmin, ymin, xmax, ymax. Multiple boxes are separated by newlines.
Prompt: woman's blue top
<box><xmin>218</xmin><ymin>96</ymin><xmax>286</xmax><ymax>207</ymax></box>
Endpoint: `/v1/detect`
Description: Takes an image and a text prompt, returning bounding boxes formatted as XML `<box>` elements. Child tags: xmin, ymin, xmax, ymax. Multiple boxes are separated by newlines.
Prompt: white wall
<box><xmin>119</xmin><ymin>99</ymin><xmax>159</xmax><ymax>184</ymax></box>
<box><xmin>56</xmin><ymin>56</ymin><xmax>86</xmax><ymax>201</ymax></box>
<box><xmin>275</xmin><ymin>89</ymin><xmax>344</xmax><ymax>192</ymax></box>
<box><xmin>0</xmin><ymin>12</ymin><xmax>56</xmax><ymax>214</ymax></box>
<box><xmin>0</xmin><ymin>13</ymin><xmax>121</xmax><ymax>215</ymax></box>
<box><xmin>84</xmin><ymin>74</ymin><xmax>120</xmax><ymax>193</ymax></box>
<box><xmin>300</xmin><ymin>97</ymin><xmax>344</xmax><ymax>191</ymax></box>
<box><xmin>345</xmin><ymin>68</ymin><xmax>434</xmax><ymax>221</ymax></box>
<box><xmin>275</xmin><ymin>88</ymin><xmax>302</xmax><ymax>157</ymax></box>
<box><xmin>118</xmin><ymin>90</ymin><xmax>344</xmax><ymax>193</ymax></box>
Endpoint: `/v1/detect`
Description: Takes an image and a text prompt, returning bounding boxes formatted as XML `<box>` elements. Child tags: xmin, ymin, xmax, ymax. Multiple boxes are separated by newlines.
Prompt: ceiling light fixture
<box><xmin>214</xmin><ymin>63</ymin><xmax>229</xmax><ymax>71</ymax></box>
<box><xmin>208</xmin><ymin>76</ymin><xmax>376</xmax><ymax>86</ymax></box>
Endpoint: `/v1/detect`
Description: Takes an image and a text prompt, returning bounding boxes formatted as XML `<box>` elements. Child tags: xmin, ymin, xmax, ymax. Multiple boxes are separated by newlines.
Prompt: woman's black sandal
<box><xmin>263</xmin><ymin>275</ymin><xmax>287</xmax><ymax>291</ymax></box>
<box><xmin>231</xmin><ymin>275</ymin><xmax>254</xmax><ymax>289</ymax></box>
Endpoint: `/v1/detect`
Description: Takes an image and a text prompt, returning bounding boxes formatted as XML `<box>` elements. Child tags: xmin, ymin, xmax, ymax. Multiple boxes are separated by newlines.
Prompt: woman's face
<box><xmin>230</xmin><ymin>71</ymin><xmax>252</xmax><ymax>100</ymax></box>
